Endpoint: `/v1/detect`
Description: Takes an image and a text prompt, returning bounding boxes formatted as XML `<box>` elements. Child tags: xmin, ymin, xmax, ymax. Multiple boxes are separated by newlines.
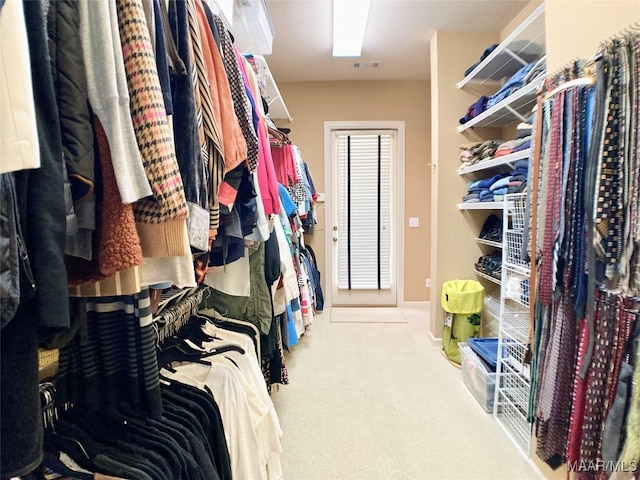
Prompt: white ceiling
<box><xmin>264</xmin><ymin>0</ymin><xmax>532</xmax><ymax>82</ymax></box>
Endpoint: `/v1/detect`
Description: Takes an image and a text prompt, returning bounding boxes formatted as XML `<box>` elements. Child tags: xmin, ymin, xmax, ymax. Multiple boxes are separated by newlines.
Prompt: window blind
<box><xmin>336</xmin><ymin>133</ymin><xmax>392</xmax><ymax>290</ymax></box>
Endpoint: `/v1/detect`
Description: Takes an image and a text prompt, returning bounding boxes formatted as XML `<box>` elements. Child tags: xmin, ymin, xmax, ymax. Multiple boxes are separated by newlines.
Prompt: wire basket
<box><xmin>506</xmin><ymin>193</ymin><xmax>527</xmax><ymax>230</ymax></box>
<box><xmin>495</xmin><ymin>390</ymin><xmax>531</xmax><ymax>453</ymax></box>
<box><xmin>505</xmin><ymin>231</ymin><xmax>530</xmax><ymax>268</ymax></box>
<box><xmin>501</xmin><ymin>338</ymin><xmax>531</xmax><ymax>380</ymax></box>
<box><xmin>503</xmin><ymin>266</ymin><xmax>530</xmax><ymax>307</ymax></box>
<box><xmin>502</xmin><ymin>306</ymin><xmax>530</xmax><ymax>343</ymax></box>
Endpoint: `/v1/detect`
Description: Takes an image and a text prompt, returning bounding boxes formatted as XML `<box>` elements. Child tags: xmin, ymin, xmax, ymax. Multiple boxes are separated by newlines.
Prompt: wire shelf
<box><xmin>475</xmin><ymin>237</ymin><xmax>503</xmax><ymax>249</ymax></box>
<box><xmin>475</xmin><ymin>269</ymin><xmax>502</xmax><ymax>285</ymax></box>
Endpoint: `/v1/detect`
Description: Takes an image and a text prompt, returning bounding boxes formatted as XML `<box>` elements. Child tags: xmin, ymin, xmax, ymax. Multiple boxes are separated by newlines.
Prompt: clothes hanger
<box><xmin>175</xmin><ymin>318</ymin><xmax>218</xmax><ymax>347</ymax></box>
<box><xmin>196</xmin><ymin>307</ymin><xmax>261</xmax><ymax>358</ymax></box>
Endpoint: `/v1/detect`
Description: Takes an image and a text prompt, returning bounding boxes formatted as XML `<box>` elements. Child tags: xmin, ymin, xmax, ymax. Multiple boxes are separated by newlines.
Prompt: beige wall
<box><xmin>546</xmin><ymin>0</ymin><xmax>640</xmax><ymax>72</ymax></box>
<box><xmin>276</xmin><ymin>80</ymin><xmax>431</xmax><ymax>303</ymax></box>
<box><xmin>500</xmin><ymin>0</ymin><xmax>543</xmax><ymax>40</ymax></box>
<box><xmin>429</xmin><ymin>30</ymin><xmax>502</xmax><ymax>339</ymax></box>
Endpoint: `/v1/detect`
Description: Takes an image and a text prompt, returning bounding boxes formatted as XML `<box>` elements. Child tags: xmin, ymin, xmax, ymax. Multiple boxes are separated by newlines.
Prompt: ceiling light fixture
<box><xmin>332</xmin><ymin>0</ymin><xmax>371</xmax><ymax>57</ymax></box>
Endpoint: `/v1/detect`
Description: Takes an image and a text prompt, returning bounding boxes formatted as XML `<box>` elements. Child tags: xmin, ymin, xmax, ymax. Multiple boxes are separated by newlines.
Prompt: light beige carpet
<box><xmin>272</xmin><ymin>304</ymin><xmax>542</xmax><ymax>480</ymax></box>
<box><xmin>329</xmin><ymin>306</ymin><xmax>409</xmax><ymax>323</ymax></box>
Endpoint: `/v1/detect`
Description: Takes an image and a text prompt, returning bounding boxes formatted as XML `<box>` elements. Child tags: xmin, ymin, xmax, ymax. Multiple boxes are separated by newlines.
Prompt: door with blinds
<box><xmin>331</xmin><ymin>130</ymin><xmax>397</xmax><ymax>306</ymax></box>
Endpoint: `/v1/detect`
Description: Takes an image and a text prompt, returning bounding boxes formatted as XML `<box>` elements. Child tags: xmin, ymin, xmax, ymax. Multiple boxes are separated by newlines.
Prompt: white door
<box><xmin>329</xmin><ymin>129</ymin><xmax>398</xmax><ymax>306</ymax></box>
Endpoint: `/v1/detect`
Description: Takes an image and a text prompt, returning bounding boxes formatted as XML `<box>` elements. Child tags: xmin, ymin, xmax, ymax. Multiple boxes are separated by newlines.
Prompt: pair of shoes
<box><xmin>475</xmin><ymin>254</ymin><xmax>502</xmax><ymax>279</ymax></box>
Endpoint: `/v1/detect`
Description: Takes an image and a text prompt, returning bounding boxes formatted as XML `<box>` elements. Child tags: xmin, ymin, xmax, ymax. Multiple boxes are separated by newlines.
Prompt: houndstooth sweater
<box><xmin>116</xmin><ymin>0</ymin><xmax>189</xmax><ymax>257</ymax></box>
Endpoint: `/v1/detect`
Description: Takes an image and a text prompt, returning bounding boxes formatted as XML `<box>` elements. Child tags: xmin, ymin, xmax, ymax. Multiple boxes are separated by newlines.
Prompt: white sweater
<box><xmin>0</xmin><ymin>0</ymin><xmax>40</xmax><ymax>174</ymax></box>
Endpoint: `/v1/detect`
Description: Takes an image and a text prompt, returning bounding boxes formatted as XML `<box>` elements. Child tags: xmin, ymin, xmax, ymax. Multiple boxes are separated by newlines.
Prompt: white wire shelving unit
<box><xmin>493</xmin><ymin>193</ymin><xmax>532</xmax><ymax>457</ymax></box>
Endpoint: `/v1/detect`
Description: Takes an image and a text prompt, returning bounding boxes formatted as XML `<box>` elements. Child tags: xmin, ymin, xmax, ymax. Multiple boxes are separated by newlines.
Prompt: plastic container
<box><xmin>460</xmin><ymin>342</ymin><xmax>496</xmax><ymax>413</ymax></box>
<box><xmin>467</xmin><ymin>337</ymin><xmax>499</xmax><ymax>371</ymax></box>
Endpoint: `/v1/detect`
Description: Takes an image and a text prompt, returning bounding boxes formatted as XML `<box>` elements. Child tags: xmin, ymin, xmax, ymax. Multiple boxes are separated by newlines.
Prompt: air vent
<box><xmin>353</xmin><ymin>61</ymin><xmax>381</xmax><ymax>69</ymax></box>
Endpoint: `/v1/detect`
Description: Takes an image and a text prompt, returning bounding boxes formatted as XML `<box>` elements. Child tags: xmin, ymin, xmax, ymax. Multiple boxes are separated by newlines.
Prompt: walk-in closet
<box><xmin>1</xmin><ymin>1</ymin><xmax>640</xmax><ymax>479</ymax></box>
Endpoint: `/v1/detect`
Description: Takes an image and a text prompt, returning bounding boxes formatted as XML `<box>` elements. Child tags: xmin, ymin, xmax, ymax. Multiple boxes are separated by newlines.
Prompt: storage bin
<box><xmin>460</xmin><ymin>342</ymin><xmax>496</xmax><ymax>413</ymax></box>
<box><xmin>467</xmin><ymin>337</ymin><xmax>499</xmax><ymax>371</ymax></box>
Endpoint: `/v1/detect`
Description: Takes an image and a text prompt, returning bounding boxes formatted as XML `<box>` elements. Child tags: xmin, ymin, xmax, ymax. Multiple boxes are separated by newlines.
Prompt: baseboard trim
<box><xmin>400</xmin><ymin>300</ymin><xmax>429</xmax><ymax>308</ymax></box>
<box><xmin>527</xmin><ymin>457</ymin><xmax>551</xmax><ymax>480</ymax></box>
<box><xmin>428</xmin><ymin>330</ymin><xmax>442</xmax><ymax>346</ymax></box>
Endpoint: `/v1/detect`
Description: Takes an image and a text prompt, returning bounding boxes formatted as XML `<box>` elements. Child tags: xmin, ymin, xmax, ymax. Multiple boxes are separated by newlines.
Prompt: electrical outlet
<box><xmin>425</xmin><ymin>278</ymin><xmax>431</xmax><ymax>288</ymax></box>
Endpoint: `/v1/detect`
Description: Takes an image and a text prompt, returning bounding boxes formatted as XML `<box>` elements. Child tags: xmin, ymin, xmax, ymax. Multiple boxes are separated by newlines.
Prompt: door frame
<box><xmin>323</xmin><ymin>121</ymin><xmax>406</xmax><ymax>307</ymax></box>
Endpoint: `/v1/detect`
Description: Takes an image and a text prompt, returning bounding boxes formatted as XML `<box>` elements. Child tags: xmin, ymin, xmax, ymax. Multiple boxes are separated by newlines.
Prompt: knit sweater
<box><xmin>116</xmin><ymin>0</ymin><xmax>189</xmax><ymax>258</ymax></box>
<box><xmin>78</xmin><ymin>0</ymin><xmax>151</xmax><ymax>204</ymax></box>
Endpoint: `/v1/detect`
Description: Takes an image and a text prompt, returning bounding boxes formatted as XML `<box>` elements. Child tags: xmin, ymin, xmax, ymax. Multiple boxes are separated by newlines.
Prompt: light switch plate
<box><xmin>409</xmin><ymin>217</ymin><xmax>419</xmax><ymax>228</ymax></box>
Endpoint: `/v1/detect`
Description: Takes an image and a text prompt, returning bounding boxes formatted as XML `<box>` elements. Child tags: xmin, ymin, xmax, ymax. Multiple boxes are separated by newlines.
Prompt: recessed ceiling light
<box><xmin>332</xmin><ymin>0</ymin><xmax>371</xmax><ymax>57</ymax></box>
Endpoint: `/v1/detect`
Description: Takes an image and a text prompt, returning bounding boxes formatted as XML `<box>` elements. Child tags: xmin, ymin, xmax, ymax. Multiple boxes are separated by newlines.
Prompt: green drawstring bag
<box><xmin>441</xmin><ymin>280</ymin><xmax>485</xmax><ymax>364</ymax></box>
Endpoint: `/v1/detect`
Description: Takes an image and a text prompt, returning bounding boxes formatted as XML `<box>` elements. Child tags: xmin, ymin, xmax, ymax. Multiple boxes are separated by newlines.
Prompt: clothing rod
<box><xmin>545</xmin><ymin>77</ymin><xmax>595</xmax><ymax>99</ymax></box>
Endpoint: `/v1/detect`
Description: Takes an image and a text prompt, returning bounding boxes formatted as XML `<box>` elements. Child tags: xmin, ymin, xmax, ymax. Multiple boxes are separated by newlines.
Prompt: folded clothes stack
<box><xmin>459</xmin><ymin>96</ymin><xmax>489</xmax><ymax>125</ymax></box>
<box><xmin>463</xmin><ymin>43</ymin><xmax>499</xmax><ymax>77</ymax></box>
<box><xmin>506</xmin><ymin>159</ymin><xmax>529</xmax><ymax>194</ymax></box>
<box><xmin>493</xmin><ymin>136</ymin><xmax>532</xmax><ymax>158</ymax></box>
<box><xmin>486</xmin><ymin>58</ymin><xmax>545</xmax><ymax>109</ymax></box>
<box><xmin>459</xmin><ymin>140</ymin><xmax>503</xmax><ymax>168</ymax></box>
<box><xmin>461</xmin><ymin>159</ymin><xmax>529</xmax><ymax>203</ymax></box>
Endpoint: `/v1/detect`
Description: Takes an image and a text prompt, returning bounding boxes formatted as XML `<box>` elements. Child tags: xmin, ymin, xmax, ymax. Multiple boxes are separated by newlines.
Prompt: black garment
<box><xmin>17</xmin><ymin>0</ymin><xmax>70</xmax><ymax>336</ymax></box>
<box><xmin>47</xmin><ymin>0</ymin><xmax>95</xmax><ymax>200</ymax></box>
<box><xmin>93</xmin><ymin>454</ymin><xmax>154</xmax><ymax>480</ymax></box>
<box><xmin>114</xmin><ymin>407</ymin><xmax>205</xmax><ymax>480</ymax></box>
<box><xmin>237</xmin><ymin>167</ymin><xmax>259</xmax><ymax>236</ymax></box>
<box><xmin>125</xmin><ymin>432</ymin><xmax>184</xmax><ymax>480</ymax></box>
<box><xmin>264</xmin><ymin>229</ymin><xmax>281</xmax><ymax>286</ymax></box>
<box><xmin>0</xmin><ymin>173</ymin><xmax>33</xmax><ymax>328</ymax></box>
<box><xmin>0</xmin><ymin>303</ymin><xmax>42</xmax><ymax>479</ymax></box>
<box><xmin>162</xmin><ymin>400</ymin><xmax>211</xmax><ymax>454</ymax></box>
<box><xmin>163</xmin><ymin>383</ymin><xmax>232</xmax><ymax>480</ymax></box>
<box><xmin>167</xmin><ymin>0</ymin><xmax>209</xmax><ymax>229</ymax></box>
<box><xmin>44</xmin><ymin>429</ymin><xmax>157</xmax><ymax>480</ymax></box>
<box><xmin>1</xmin><ymin>0</ymin><xmax>70</xmax><ymax>474</ymax></box>
<box><xmin>303</xmin><ymin>244</ymin><xmax>324</xmax><ymax>311</ymax></box>
<box><xmin>55</xmin><ymin>417</ymin><xmax>170</xmax><ymax>479</ymax></box>
<box><xmin>142</xmin><ymin>411</ymin><xmax>220</xmax><ymax>480</ymax></box>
